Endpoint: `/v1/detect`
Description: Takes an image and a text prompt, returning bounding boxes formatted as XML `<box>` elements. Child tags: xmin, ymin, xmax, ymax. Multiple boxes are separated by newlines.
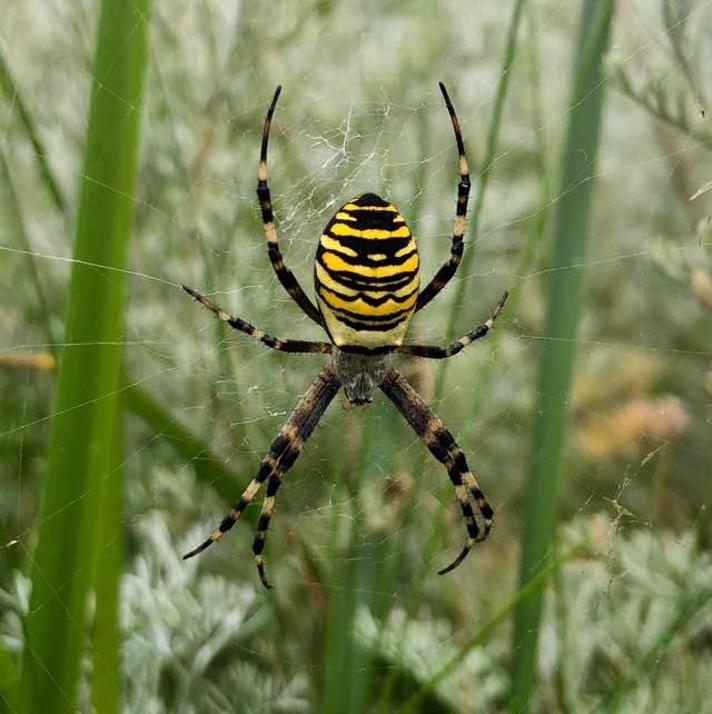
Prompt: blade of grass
<box><xmin>19</xmin><ymin>2</ymin><xmax>151</xmax><ymax>712</ymax></box>
<box><xmin>376</xmin><ymin>107</ymin><xmax>434</xmax><ymax>713</ymax></box>
<box><xmin>0</xmin><ymin>50</ymin><xmax>69</xmax><ymax>215</ymax></box>
<box><xmin>465</xmin><ymin>0</ymin><xmax>556</xmax><ymax>425</ymax></box>
<box><xmin>121</xmin><ymin>383</ymin><xmax>256</xmax><ymax>525</ymax></box>
<box><xmin>434</xmin><ymin>0</ymin><xmax>526</xmax><ymax>401</ymax></box>
<box><xmin>321</xmin><ymin>406</ymin><xmax>385</xmax><ymax>714</ymax></box>
<box><xmin>0</xmin><ymin>643</ymin><xmax>19</xmax><ymax>713</ymax></box>
<box><xmin>2</xmin><ymin>35</ymin><xmax>233</xmax><ymax>504</ymax></box>
<box><xmin>509</xmin><ymin>1</ymin><xmax>615</xmax><ymax>710</ymax></box>
<box><xmin>91</xmin><ymin>405</ymin><xmax>123</xmax><ymax>714</ymax></box>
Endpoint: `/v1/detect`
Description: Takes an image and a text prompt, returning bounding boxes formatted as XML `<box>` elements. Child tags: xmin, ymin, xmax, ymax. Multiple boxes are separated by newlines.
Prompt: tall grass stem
<box><xmin>509</xmin><ymin>1</ymin><xmax>614</xmax><ymax>709</ymax></box>
<box><xmin>19</xmin><ymin>3</ymin><xmax>152</xmax><ymax>712</ymax></box>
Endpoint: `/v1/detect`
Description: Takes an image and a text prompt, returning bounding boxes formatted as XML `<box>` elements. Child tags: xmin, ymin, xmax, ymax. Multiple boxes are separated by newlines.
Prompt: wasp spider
<box><xmin>183</xmin><ymin>83</ymin><xmax>508</xmax><ymax>588</ymax></box>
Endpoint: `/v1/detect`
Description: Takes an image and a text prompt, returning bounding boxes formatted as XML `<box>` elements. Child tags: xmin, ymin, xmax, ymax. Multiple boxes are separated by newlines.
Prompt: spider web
<box><xmin>1</xmin><ymin>1</ymin><xmax>712</xmax><ymax>712</ymax></box>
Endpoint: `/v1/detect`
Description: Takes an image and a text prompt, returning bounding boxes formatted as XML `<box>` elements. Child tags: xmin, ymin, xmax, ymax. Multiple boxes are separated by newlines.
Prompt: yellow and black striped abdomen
<box><xmin>315</xmin><ymin>193</ymin><xmax>419</xmax><ymax>349</ymax></box>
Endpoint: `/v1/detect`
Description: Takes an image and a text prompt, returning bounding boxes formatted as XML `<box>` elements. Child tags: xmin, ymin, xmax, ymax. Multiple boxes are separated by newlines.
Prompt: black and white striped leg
<box><xmin>256</xmin><ymin>86</ymin><xmax>324</xmax><ymax>327</ymax></box>
<box><xmin>182</xmin><ymin>427</ymin><xmax>291</xmax><ymax>559</ymax></box>
<box><xmin>182</xmin><ymin>285</ymin><xmax>332</xmax><ymax>354</ymax></box>
<box><xmin>184</xmin><ymin>366</ymin><xmax>341</xmax><ymax>588</ymax></box>
<box><xmin>253</xmin><ymin>473</ymin><xmax>284</xmax><ymax>589</ymax></box>
<box><xmin>398</xmin><ymin>290</ymin><xmax>508</xmax><ymax>359</ymax></box>
<box><xmin>415</xmin><ymin>82</ymin><xmax>471</xmax><ymax>313</ymax></box>
<box><xmin>380</xmin><ymin>368</ymin><xmax>493</xmax><ymax>575</ymax></box>
<box><xmin>251</xmin><ymin>368</ymin><xmax>340</xmax><ymax>588</ymax></box>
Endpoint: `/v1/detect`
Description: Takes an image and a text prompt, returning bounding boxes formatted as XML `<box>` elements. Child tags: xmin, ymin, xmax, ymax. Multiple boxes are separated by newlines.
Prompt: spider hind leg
<box><xmin>380</xmin><ymin>368</ymin><xmax>493</xmax><ymax>575</ymax></box>
<box><xmin>184</xmin><ymin>365</ymin><xmax>340</xmax><ymax>589</ymax></box>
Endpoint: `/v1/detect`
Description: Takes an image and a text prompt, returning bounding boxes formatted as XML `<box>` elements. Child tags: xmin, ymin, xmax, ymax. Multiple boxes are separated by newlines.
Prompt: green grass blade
<box><xmin>90</xmin><ymin>411</ymin><xmax>123</xmax><ymax>714</ymax></box>
<box><xmin>19</xmin><ymin>2</ymin><xmax>152</xmax><ymax>712</ymax></box>
<box><xmin>434</xmin><ymin>0</ymin><xmax>526</xmax><ymax>400</ymax></box>
<box><xmin>0</xmin><ymin>50</ymin><xmax>68</xmax><ymax>215</ymax></box>
<box><xmin>0</xmin><ymin>643</ymin><xmax>19</xmax><ymax>713</ymax></box>
<box><xmin>465</xmin><ymin>1</ymin><xmax>556</xmax><ymax>424</ymax></box>
<box><xmin>121</xmin><ymin>383</ymin><xmax>256</xmax><ymax>525</ymax></box>
<box><xmin>320</xmin><ymin>408</ymin><xmax>384</xmax><ymax>714</ymax></box>
<box><xmin>2</xmin><ymin>28</ymin><xmax>228</xmax><ymax>510</ymax></box>
<box><xmin>509</xmin><ymin>1</ymin><xmax>615</xmax><ymax>710</ymax></box>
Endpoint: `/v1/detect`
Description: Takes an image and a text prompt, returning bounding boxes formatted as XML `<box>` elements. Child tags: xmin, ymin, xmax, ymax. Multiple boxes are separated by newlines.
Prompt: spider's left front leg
<box><xmin>380</xmin><ymin>369</ymin><xmax>493</xmax><ymax>575</ymax></box>
<box><xmin>398</xmin><ymin>290</ymin><xmax>507</xmax><ymax>359</ymax></box>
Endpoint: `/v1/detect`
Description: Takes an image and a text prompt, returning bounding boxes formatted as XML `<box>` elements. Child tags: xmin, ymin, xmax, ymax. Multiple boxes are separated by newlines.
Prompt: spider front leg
<box><xmin>416</xmin><ymin>82</ymin><xmax>472</xmax><ymax>313</ymax></box>
<box><xmin>182</xmin><ymin>285</ymin><xmax>331</xmax><ymax>354</ymax></box>
<box><xmin>256</xmin><ymin>86</ymin><xmax>324</xmax><ymax>327</ymax></box>
<box><xmin>184</xmin><ymin>365</ymin><xmax>340</xmax><ymax>590</ymax></box>
<box><xmin>398</xmin><ymin>290</ymin><xmax>508</xmax><ymax>359</ymax></box>
<box><xmin>380</xmin><ymin>369</ymin><xmax>493</xmax><ymax>575</ymax></box>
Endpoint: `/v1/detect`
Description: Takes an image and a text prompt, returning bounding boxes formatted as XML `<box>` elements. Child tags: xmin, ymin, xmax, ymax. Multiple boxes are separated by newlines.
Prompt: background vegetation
<box><xmin>1</xmin><ymin>1</ymin><xmax>711</xmax><ymax>712</ymax></box>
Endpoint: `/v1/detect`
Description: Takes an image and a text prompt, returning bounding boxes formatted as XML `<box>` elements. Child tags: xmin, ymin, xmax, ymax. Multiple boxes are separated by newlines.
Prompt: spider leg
<box><xmin>184</xmin><ymin>366</ymin><xmax>340</xmax><ymax>581</ymax></box>
<box><xmin>182</xmin><ymin>285</ymin><xmax>332</xmax><ymax>354</ymax></box>
<box><xmin>380</xmin><ymin>368</ymin><xmax>493</xmax><ymax>575</ymax></box>
<box><xmin>182</xmin><ymin>425</ymin><xmax>294</xmax><ymax>559</ymax></box>
<box><xmin>257</xmin><ymin>87</ymin><xmax>324</xmax><ymax>327</ymax></box>
<box><xmin>398</xmin><ymin>290</ymin><xmax>507</xmax><ymax>359</ymax></box>
<box><xmin>415</xmin><ymin>82</ymin><xmax>471</xmax><ymax>313</ymax></box>
<box><xmin>250</xmin><ymin>368</ymin><xmax>339</xmax><ymax>588</ymax></box>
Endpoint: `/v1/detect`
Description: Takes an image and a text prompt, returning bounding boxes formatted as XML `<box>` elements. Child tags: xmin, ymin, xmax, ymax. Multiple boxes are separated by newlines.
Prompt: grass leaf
<box><xmin>19</xmin><ymin>3</ymin><xmax>152</xmax><ymax>712</ymax></box>
<box><xmin>509</xmin><ymin>1</ymin><xmax>615</xmax><ymax>709</ymax></box>
<box><xmin>434</xmin><ymin>0</ymin><xmax>526</xmax><ymax>399</ymax></box>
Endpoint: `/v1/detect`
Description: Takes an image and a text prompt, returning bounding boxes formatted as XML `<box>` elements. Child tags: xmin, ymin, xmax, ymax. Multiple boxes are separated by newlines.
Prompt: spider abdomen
<box><xmin>315</xmin><ymin>193</ymin><xmax>419</xmax><ymax>349</ymax></box>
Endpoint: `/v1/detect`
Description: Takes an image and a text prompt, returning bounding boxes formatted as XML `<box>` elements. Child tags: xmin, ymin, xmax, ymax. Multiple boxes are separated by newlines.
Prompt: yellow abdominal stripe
<box><xmin>329</xmin><ymin>222</ymin><xmax>411</xmax><ymax>239</ymax></box>
<box><xmin>343</xmin><ymin>203</ymin><xmax>397</xmax><ymax>212</ymax></box>
<box><xmin>319</xmin><ymin>285</ymin><xmax>417</xmax><ymax>315</ymax></box>
<box><xmin>320</xmin><ymin>235</ymin><xmax>358</xmax><ymax>256</ymax></box>
<box><xmin>321</xmin><ymin>251</ymin><xmax>418</xmax><ymax>277</ymax></box>
<box><xmin>320</xmin><ymin>234</ymin><xmax>415</xmax><ymax>261</ymax></box>
<box><xmin>315</xmin><ymin>262</ymin><xmax>417</xmax><ymax>298</ymax></box>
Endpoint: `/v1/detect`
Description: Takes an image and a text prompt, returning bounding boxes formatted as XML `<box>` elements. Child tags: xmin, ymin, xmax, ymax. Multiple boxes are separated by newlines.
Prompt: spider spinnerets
<box><xmin>182</xmin><ymin>83</ymin><xmax>508</xmax><ymax>588</ymax></box>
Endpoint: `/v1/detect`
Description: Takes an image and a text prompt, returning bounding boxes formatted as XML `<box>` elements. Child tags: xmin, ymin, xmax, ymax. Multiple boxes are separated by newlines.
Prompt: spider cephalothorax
<box><xmin>182</xmin><ymin>83</ymin><xmax>508</xmax><ymax>588</ymax></box>
<box><xmin>333</xmin><ymin>349</ymin><xmax>390</xmax><ymax>406</ymax></box>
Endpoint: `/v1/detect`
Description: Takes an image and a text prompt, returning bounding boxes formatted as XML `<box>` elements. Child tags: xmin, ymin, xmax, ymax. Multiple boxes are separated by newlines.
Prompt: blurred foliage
<box><xmin>1</xmin><ymin>0</ymin><xmax>711</xmax><ymax>712</ymax></box>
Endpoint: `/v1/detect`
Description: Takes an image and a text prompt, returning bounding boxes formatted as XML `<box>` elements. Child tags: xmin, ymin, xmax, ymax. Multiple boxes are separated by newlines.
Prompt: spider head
<box><xmin>333</xmin><ymin>349</ymin><xmax>390</xmax><ymax>407</ymax></box>
<box><xmin>343</xmin><ymin>372</ymin><xmax>376</xmax><ymax>406</ymax></box>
